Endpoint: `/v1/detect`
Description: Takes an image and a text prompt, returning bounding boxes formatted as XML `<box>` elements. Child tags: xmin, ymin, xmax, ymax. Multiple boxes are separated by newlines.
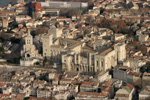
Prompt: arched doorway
<box><xmin>77</xmin><ymin>68</ymin><xmax>79</xmax><ymax>71</ymax></box>
<box><xmin>27</xmin><ymin>54</ymin><xmax>30</xmax><ymax>57</ymax></box>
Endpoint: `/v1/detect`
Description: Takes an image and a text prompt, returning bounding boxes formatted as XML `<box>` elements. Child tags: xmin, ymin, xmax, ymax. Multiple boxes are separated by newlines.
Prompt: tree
<box><xmin>35</xmin><ymin>25</ymin><xmax>48</xmax><ymax>35</ymax></box>
<box><xmin>5</xmin><ymin>29</ymin><xmax>14</xmax><ymax>33</ymax></box>
<box><xmin>0</xmin><ymin>27</ymin><xmax>3</xmax><ymax>31</ymax></box>
<box><xmin>23</xmin><ymin>97</ymin><xmax>30</xmax><ymax>100</ymax></box>
<box><xmin>0</xmin><ymin>46</ymin><xmax>4</xmax><ymax>53</ymax></box>
<box><xmin>60</xmin><ymin>8</ymin><xmax>69</xmax><ymax>16</ymax></box>
<box><xmin>0</xmin><ymin>37</ymin><xmax>5</xmax><ymax>43</ymax></box>
<box><xmin>140</xmin><ymin>62</ymin><xmax>150</xmax><ymax>73</ymax></box>
<box><xmin>67</xmin><ymin>10</ymin><xmax>80</xmax><ymax>17</ymax></box>
<box><xmin>99</xmin><ymin>18</ymin><xmax>128</xmax><ymax>34</ymax></box>
<box><xmin>85</xmin><ymin>16</ymin><xmax>94</xmax><ymax>24</ymax></box>
<box><xmin>9</xmin><ymin>20</ymin><xmax>18</xmax><ymax>29</ymax></box>
<box><xmin>43</xmin><ymin>57</ymin><xmax>47</xmax><ymax>67</ymax></box>
<box><xmin>69</xmin><ymin>96</ymin><xmax>75</xmax><ymax>100</ymax></box>
<box><xmin>137</xmin><ymin>45</ymin><xmax>147</xmax><ymax>55</ymax></box>
<box><xmin>35</xmin><ymin>62</ymin><xmax>40</xmax><ymax>65</ymax></box>
<box><xmin>10</xmin><ymin>37</ymin><xmax>21</xmax><ymax>44</ymax></box>
<box><xmin>88</xmin><ymin>0</ymin><xmax>94</xmax><ymax>9</ymax></box>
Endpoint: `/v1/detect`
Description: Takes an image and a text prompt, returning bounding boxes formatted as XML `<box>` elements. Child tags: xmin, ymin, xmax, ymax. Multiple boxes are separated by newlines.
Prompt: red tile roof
<box><xmin>31</xmin><ymin>2</ymin><xmax>45</xmax><ymax>12</ymax></box>
<box><xmin>77</xmin><ymin>92</ymin><xmax>108</xmax><ymax>97</ymax></box>
<box><xmin>126</xmin><ymin>83</ymin><xmax>134</xmax><ymax>91</ymax></box>
<box><xmin>28</xmin><ymin>96</ymin><xmax>52</xmax><ymax>100</ymax></box>
<box><xmin>0</xmin><ymin>11</ymin><xmax>16</xmax><ymax>14</ymax></box>
<box><xmin>0</xmin><ymin>83</ymin><xmax>6</xmax><ymax>87</ymax></box>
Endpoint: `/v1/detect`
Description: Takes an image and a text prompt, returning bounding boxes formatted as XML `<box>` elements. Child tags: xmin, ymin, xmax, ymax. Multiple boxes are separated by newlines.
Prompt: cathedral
<box><xmin>20</xmin><ymin>29</ymin><xmax>41</xmax><ymax>66</ymax></box>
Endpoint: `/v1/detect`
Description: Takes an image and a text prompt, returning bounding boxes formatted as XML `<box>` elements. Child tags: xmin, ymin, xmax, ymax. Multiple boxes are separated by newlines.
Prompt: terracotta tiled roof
<box><xmin>29</xmin><ymin>96</ymin><xmax>52</xmax><ymax>100</ymax></box>
<box><xmin>0</xmin><ymin>83</ymin><xmax>6</xmax><ymax>87</ymax></box>
<box><xmin>127</xmin><ymin>72</ymin><xmax>141</xmax><ymax>77</ymax></box>
<box><xmin>0</xmin><ymin>11</ymin><xmax>16</xmax><ymax>14</ymax></box>
<box><xmin>31</xmin><ymin>2</ymin><xmax>45</xmax><ymax>12</ymax></box>
<box><xmin>77</xmin><ymin>92</ymin><xmax>108</xmax><ymax>97</ymax></box>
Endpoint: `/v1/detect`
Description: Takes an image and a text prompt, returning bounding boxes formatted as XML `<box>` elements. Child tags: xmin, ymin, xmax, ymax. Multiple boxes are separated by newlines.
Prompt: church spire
<box><xmin>27</xmin><ymin>27</ymin><xmax>31</xmax><ymax>36</ymax></box>
<box><xmin>25</xmin><ymin>27</ymin><xmax>33</xmax><ymax>45</ymax></box>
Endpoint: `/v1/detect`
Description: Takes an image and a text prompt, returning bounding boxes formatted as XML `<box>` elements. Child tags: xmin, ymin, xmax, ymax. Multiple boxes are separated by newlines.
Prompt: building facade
<box><xmin>17</xmin><ymin>0</ymin><xmax>24</xmax><ymax>3</ymax></box>
<box><xmin>42</xmin><ymin>27</ymin><xmax>126</xmax><ymax>73</ymax></box>
<box><xmin>20</xmin><ymin>29</ymin><xmax>41</xmax><ymax>66</ymax></box>
<box><xmin>41</xmin><ymin>1</ymin><xmax>88</xmax><ymax>8</ymax></box>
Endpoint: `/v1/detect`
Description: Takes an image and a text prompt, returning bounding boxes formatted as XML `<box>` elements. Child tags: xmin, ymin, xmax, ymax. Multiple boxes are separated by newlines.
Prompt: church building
<box><xmin>20</xmin><ymin>29</ymin><xmax>41</xmax><ymax>66</ymax></box>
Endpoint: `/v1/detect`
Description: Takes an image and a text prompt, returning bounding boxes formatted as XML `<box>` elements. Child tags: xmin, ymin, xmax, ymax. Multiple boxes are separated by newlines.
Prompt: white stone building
<box><xmin>98</xmin><ymin>71</ymin><xmax>112</xmax><ymax>83</ymax></box>
<box><xmin>138</xmin><ymin>34</ymin><xmax>149</xmax><ymax>42</ymax></box>
<box><xmin>42</xmin><ymin>27</ymin><xmax>63</xmax><ymax>61</ymax></box>
<box><xmin>17</xmin><ymin>0</ymin><xmax>24</xmax><ymax>3</ymax></box>
<box><xmin>42</xmin><ymin>28</ymin><xmax>126</xmax><ymax>73</ymax></box>
<box><xmin>139</xmin><ymin>86</ymin><xmax>150</xmax><ymax>100</ymax></box>
<box><xmin>114</xmin><ymin>83</ymin><xmax>135</xmax><ymax>100</ymax></box>
<box><xmin>114</xmin><ymin>43</ymin><xmax>126</xmax><ymax>62</ymax></box>
<box><xmin>16</xmin><ymin>15</ymin><xmax>31</xmax><ymax>22</ymax></box>
<box><xmin>37</xmin><ymin>89</ymin><xmax>52</xmax><ymax>99</ymax></box>
<box><xmin>20</xmin><ymin>29</ymin><xmax>41</xmax><ymax>66</ymax></box>
<box><xmin>41</xmin><ymin>26</ymin><xmax>126</xmax><ymax>73</ymax></box>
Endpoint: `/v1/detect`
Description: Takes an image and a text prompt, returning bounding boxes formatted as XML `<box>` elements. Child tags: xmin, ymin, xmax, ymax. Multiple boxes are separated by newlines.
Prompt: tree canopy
<box><xmin>99</xmin><ymin>18</ymin><xmax>128</xmax><ymax>34</ymax></box>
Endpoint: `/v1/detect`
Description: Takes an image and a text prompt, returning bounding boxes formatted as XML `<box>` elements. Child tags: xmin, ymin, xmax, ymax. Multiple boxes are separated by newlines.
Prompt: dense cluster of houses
<box><xmin>0</xmin><ymin>67</ymin><xmax>135</xmax><ymax>100</ymax></box>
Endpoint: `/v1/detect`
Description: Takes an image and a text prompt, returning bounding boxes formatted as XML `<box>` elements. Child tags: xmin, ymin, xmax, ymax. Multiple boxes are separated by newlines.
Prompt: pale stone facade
<box><xmin>17</xmin><ymin>0</ymin><xmax>24</xmax><ymax>3</ymax></box>
<box><xmin>20</xmin><ymin>29</ymin><xmax>41</xmax><ymax>66</ymax></box>
<box><xmin>98</xmin><ymin>71</ymin><xmax>112</xmax><ymax>83</ymax></box>
<box><xmin>139</xmin><ymin>86</ymin><xmax>150</xmax><ymax>100</ymax></box>
<box><xmin>142</xmin><ymin>72</ymin><xmax>150</xmax><ymax>87</ymax></box>
<box><xmin>123</xmin><ymin>58</ymin><xmax>146</xmax><ymax>69</ymax></box>
<box><xmin>114</xmin><ymin>43</ymin><xmax>126</xmax><ymax>62</ymax></box>
<box><xmin>42</xmin><ymin>26</ymin><xmax>63</xmax><ymax>61</ymax></box>
<box><xmin>61</xmin><ymin>43</ymin><xmax>126</xmax><ymax>72</ymax></box>
<box><xmin>114</xmin><ymin>83</ymin><xmax>135</xmax><ymax>100</ymax></box>
<box><xmin>138</xmin><ymin>34</ymin><xmax>149</xmax><ymax>42</ymax></box>
<box><xmin>42</xmin><ymin>27</ymin><xmax>126</xmax><ymax>73</ymax></box>
<box><xmin>111</xmin><ymin>34</ymin><xmax>126</xmax><ymax>42</ymax></box>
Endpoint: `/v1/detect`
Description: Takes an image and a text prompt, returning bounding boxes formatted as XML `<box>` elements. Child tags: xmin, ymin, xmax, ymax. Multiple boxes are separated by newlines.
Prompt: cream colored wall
<box><xmin>42</xmin><ymin>34</ymin><xmax>52</xmax><ymax>58</ymax></box>
<box><xmin>115</xmin><ymin>43</ymin><xmax>126</xmax><ymax>62</ymax></box>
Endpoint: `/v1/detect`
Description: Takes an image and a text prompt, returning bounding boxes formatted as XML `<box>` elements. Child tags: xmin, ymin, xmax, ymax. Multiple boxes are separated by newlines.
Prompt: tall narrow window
<box><xmin>101</xmin><ymin>60</ymin><xmax>104</xmax><ymax>67</ymax></box>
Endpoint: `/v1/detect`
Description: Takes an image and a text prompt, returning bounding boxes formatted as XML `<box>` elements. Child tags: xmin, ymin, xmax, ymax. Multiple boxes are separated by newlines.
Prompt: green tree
<box><xmin>43</xmin><ymin>57</ymin><xmax>47</xmax><ymax>67</ymax></box>
<box><xmin>0</xmin><ymin>37</ymin><xmax>5</xmax><ymax>43</ymax></box>
<box><xmin>0</xmin><ymin>27</ymin><xmax>3</xmax><ymax>31</ymax></box>
<box><xmin>23</xmin><ymin>97</ymin><xmax>30</xmax><ymax>100</ymax></box>
<box><xmin>10</xmin><ymin>37</ymin><xmax>21</xmax><ymax>44</ymax></box>
<box><xmin>5</xmin><ymin>29</ymin><xmax>14</xmax><ymax>33</ymax></box>
<box><xmin>9</xmin><ymin>20</ymin><xmax>18</xmax><ymax>29</ymax></box>
<box><xmin>140</xmin><ymin>62</ymin><xmax>150</xmax><ymax>73</ymax></box>
<box><xmin>0</xmin><ymin>46</ymin><xmax>4</xmax><ymax>53</ymax></box>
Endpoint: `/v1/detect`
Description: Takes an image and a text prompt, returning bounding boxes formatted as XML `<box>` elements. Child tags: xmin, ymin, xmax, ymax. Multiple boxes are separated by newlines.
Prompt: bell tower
<box><xmin>25</xmin><ymin>28</ymin><xmax>33</xmax><ymax>45</ymax></box>
<box><xmin>21</xmin><ymin>28</ymin><xmax>39</xmax><ymax>59</ymax></box>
